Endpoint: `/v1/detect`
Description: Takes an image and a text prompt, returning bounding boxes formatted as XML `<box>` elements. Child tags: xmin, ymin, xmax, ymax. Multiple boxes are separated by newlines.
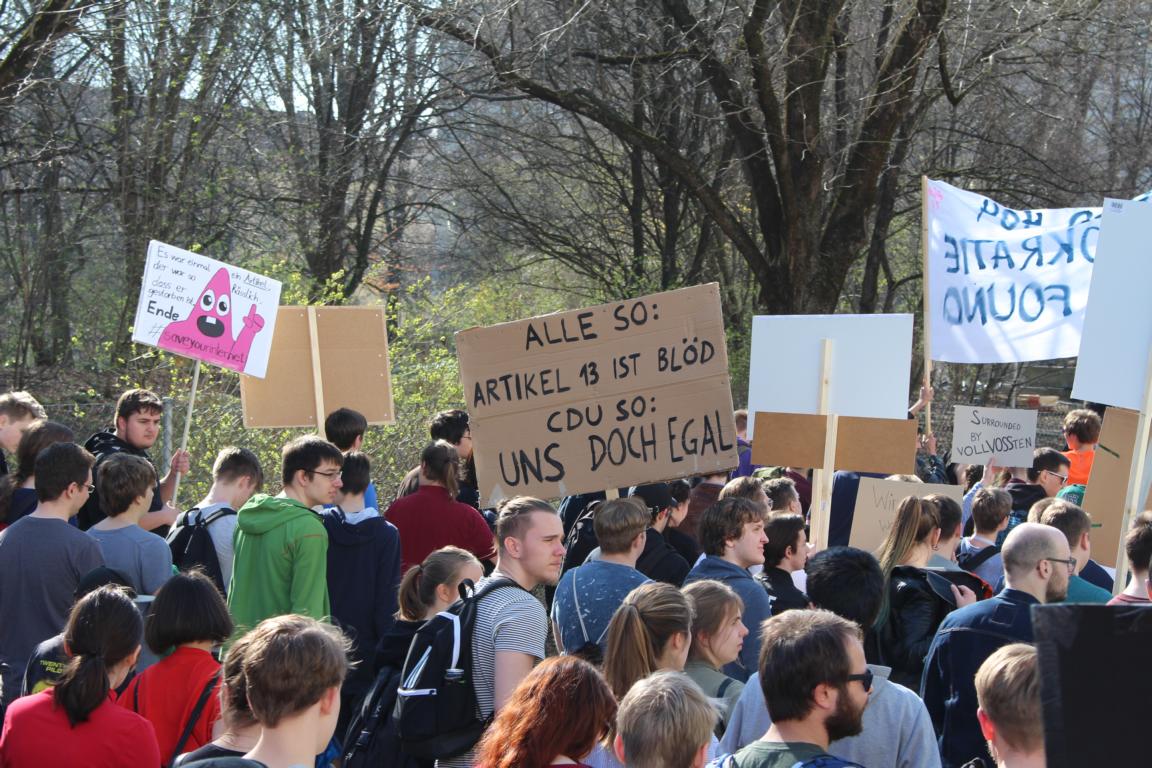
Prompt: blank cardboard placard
<box><xmin>457</xmin><ymin>284</ymin><xmax>738</xmax><ymax>506</ymax></box>
<box><xmin>851</xmin><ymin>478</ymin><xmax>964</xmax><ymax>554</ymax></box>
<box><xmin>746</xmin><ymin>314</ymin><xmax>913</xmax><ymax>439</ymax></box>
<box><xmin>950</xmin><ymin>405</ymin><xmax>1038</xmax><ymax>466</ymax></box>
<box><xmin>751</xmin><ymin>412</ymin><xmax>915</xmax><ymax>475</ymax></box>
<box><xmin>1072</xmin><ymin>199</ymin><xmax>1152</xmax><ymax>410</ymax></box>
<box><xmin>241</xmin><ymin>306</ymin><xmax>395</xmax><ymax>428</ymax></box>
<box><xmin>1080</xmin><ymin>407</ymin><xmax>1152</xmax><ymax>568</ymax></box>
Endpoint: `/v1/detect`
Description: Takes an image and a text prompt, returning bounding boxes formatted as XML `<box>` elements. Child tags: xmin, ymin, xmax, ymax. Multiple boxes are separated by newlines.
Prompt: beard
<box><xmin>1045</xmin><ymin>574</ymin><xmax>1069</xmax><ymax>603</ymax></box>
<box><xmin>825</xmin><ymin>686</ymin><xmax>866</xmax><ymax>743</ymax></box>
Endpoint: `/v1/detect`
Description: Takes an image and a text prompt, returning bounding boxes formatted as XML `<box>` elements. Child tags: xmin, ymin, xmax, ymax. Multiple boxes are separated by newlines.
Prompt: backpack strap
<box><xmin>716</xmin><ymin>677</ymin><xmax>734</xmax><ymax>698</ymax></box>
<box><xmin>169</xmin><ymin>672</ymin><xmax>220</xmax><ymax>766</ymax></box>
<box><xmin>960</xmin><ymin>542</ymin><xmax>1000</xmax><ymax>571</ymax></box>
<box><xmin>202</xmin><ymin>506</ymin><xmax>236</xmax><ymax>525</ymax></box>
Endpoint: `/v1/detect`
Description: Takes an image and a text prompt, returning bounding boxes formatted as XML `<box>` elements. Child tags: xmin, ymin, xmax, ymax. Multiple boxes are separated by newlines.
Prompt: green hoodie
<box><xmin>227</xmin><ymin>494</ymin><xmax>330</xmax><ymax>634</ymax></box>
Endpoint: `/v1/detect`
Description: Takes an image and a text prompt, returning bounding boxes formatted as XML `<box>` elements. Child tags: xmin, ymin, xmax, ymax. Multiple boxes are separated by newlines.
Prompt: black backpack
<box><xmin>395</xmin><ymin>577</ymin><xmax>526</xmax><ymax>760</ymax></box>
<box><xmin>166</xmin><ymin>506</ymin><xmax>235</xmax><ymax>592</ymax></box>
<box><xmin>340</xmin><ymin>660</ymin><xmax>427</xmax><ymax>768</ymax></box>
<box><xmin>561</xmin><ymin>500</ymin><xmax>604</xmax><ymax>574</ymax></box>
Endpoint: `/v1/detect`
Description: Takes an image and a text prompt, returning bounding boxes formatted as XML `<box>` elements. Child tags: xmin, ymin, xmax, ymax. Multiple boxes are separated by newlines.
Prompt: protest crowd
<box><xmin>1</xmin><ymin>379</ymin><xmax>1141</xmax><ymax>768</ymax></box>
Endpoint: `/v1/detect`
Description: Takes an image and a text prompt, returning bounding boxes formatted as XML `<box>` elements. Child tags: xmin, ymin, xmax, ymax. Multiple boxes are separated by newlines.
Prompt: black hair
<box><xmin>1027</xmin><ymin>447</ymin><xmax>1071</xmax><ymax>482</ymax></box>
<box><xmin>429</xmin><ymin>409</ymin><xmax>470</xmax><ymax>444</ymax></box>
<box><xmin>339</xmin><ymin>451</ymin><xmax>371</xmax><ymax>496</ymax></box>
<box><xmin>324</xmin><ymin>408</ymin><xmax>368</xmax><ymax>451</ymax></box>
<box><xmin>34</xmin><ymin>442</ymin><xmax>94</xmax><ymax>503</ymax></box>
<box><xmin>146</xmin><ymin>570</ymin><xmax>234</xmax><ymax>654</ymax></box>
<box><xmin>804</xmin><ymin>547</ymin><xmax>885</xmax><ymax>629</ymax></box>
<box><xmin>281</xmin><ymin>435</ymin><xmax>344</xmax><ymax>486</ymax></box>
<box><xmin>55</xmin><ymin>586</ymin><xmax>142</xmax><ymax>725</ymax></box>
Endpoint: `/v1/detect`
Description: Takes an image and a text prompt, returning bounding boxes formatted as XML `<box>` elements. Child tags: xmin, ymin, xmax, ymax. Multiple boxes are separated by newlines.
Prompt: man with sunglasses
<box><xmin>921</xmin><ymin>522</ymin><xmax>1070</xmax><ymax>768</ymax></box>
<box><xmin>714</xmin><ymin>609</ymin><xmax>870</xmax><ymax>767</ymax></box>
<box><xmin>721</xmin><ymin>547</ymin><xmax>940</xmax><ymax>768</ymax></box>
<box><xmin>0</xmin><ymin>443</ymin><xmax>104</xmax><ymax>708</ymax></box>
<box><xmin>998</xmin><ymin>448</ymin><xmax>1071</xmax><ymax>546</ymax></box>
<box><xmin>228</xmin><ymin>435</ymin><xmax>344</xmax><ymax>636</ymax></box>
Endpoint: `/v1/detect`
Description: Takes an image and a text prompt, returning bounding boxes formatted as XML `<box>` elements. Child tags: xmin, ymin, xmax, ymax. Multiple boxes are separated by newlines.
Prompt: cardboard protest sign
<box><xmin>745</xmin><ymin>314</ymin><xmax>913</xmax><ymax>439</ymax></box>
<box><xmin>240</xmin><ymin>306</ymin><xmax>395</xmax><ymax>428</ymax></box>
<box><xmin>457</xmin><ymin>284</ymin><xmax>737</xmax><ymax>506</ymax></box>
<box><xmin>1079</xmin><ymin>407</ymin><xmax>1152</xmax><ymax>568</ymax></box>
<box><xmin>751</xmin><ymin>412</ymin><xmax>916</xmax><ymax>475</ymax></box>
<box><xmin>850</xmin><ymin>478</ymin><xmax>963</xmax><ymax>554</ymax></box>
<box><xmin>1034</xmin><ymin>604</ymin><xmax>1152</xmax><ymax>767</ymax></box>
<box><xmin>950</xmin><ymin>405</ymin><xmax>1037</xmax><ymax>467</ymax></box>
<box><xmin>924</xmin><ymin>180</ymin><xmax>1149</xmax><ymax>363</ymax></box>
<box><xmin>132</xmin><ymin>240</ymin><xmax>281</xmax><ymax>377</ymax></box>
<box><xmin>1072</xmin><ymin>199</ymin><xmax>1152</xmax><ymax>410</ymax></box>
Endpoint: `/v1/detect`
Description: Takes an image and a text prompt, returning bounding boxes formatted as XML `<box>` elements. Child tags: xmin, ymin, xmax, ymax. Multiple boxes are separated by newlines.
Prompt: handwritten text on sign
<box><xmin>131</xmin><ymin>241</ymin><xmax>282</xmax><ymax>378</ymax></box>
<box><xmin>457</xmin><ymin>284</ymin><xmax>738</xmax><ymax>505</ymax></box>
<box><xmin>925</xmin><ymin>179</ymin><xmax>1150</xmax><ymax>363</ymax></box>
<box><xmin>950</xmin><ymin>406</ymin><xmax>1038</xmax><ymax>467</ymax></box>
<box><xmin>851</xmin><ymin>478</ymin><xmax>964</xmax><ymax>554</ymax></box>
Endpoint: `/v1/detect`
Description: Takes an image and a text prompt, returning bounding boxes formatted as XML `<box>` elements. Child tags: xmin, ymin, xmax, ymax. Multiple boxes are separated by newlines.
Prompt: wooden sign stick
<box><xmin>306</xmin><ymin>306</ymin><xmax>326</xmax><ymax>431</ymax></box>
<box><xmin>1112</xmin><ymin>347</ymin><xmax>1152</xmax><ymax>596</ymax></box>
<box><xmin>809</xmin><ymin>339</ymin><xmax>837</xmax><ymax>550</ymax></box>
<box><xmin>170</xmin><ymin>359</ymin><xmax>201</xmax><ymax>509</ymax></box>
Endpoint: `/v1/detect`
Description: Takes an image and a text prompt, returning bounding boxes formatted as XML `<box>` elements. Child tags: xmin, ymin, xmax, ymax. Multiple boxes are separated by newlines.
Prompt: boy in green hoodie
<box><xmin>227</xmin><ymin>436</ymin><xmax>344</xmax><ymax>635</ymax></box>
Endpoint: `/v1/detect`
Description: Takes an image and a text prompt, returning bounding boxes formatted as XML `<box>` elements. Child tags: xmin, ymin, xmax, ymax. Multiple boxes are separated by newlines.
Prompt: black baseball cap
<box><xmin>629</xmin><ymin>482</ymin><xmax>676</xmax><ymax>513</ymax></box>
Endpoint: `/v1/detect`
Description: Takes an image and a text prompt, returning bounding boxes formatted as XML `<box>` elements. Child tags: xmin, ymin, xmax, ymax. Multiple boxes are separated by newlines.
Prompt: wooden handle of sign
<box><xmin>1113</xmin><ymin>347</ymin><xmax>1152</xmax><ymax>596</ymax></box>
<box><xmin>307</xmin><ymin>306</ymin><xmax>326</xmax><ymax>431</ymax></box>
<box><xmin>605</xmin><ymin>488</ymin><xmax>620</xmax><ymax>500</ymax></box>
<box><xmin>920</xmin><ymin>175</ymin><xmax>934</xmax><ymax>436</ymax></box>
<box><xmin>170</xmin><ymin>359</ymin><xmax>201</xmax><ymax>509</ymax></box>
<box><xmin>809</xmin><ymin>340</ymin><xmax>835</xmax><ymax>551</ymax></box>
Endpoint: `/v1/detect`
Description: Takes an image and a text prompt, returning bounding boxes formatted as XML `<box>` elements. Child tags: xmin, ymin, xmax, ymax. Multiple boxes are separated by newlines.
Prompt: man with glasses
<box><xmin>0</xmin><ymin>443</ymin><xmax>104</xmax><ymax>707</ymax></box>
<box><xmin>228</xmin><ymin>435</ymin><xmax>343</xmax><ymax>635</ymax></box>
<box><xmin>921</xmin><ymin>522</ymin><xmax>1070</xmax><ymax>768</ymax></box>
<box><xmin>715</xmin><ymin>609</ymin><xmax>870</xmax><ymax>767</ymax></box>
<box><xmin>721</xmin><ymin>546</ymin><xmax>940</xmax><ymax>767</ymax></box>
<box><xmin>1036</xmin><ymin>500</ymin><xmax>1112</xmax><ymax>603</ymax></box>
<box><xmin>997</xmin><ymin>447</ymin><xmax>1071</xmax><ymax>546</ymax></box>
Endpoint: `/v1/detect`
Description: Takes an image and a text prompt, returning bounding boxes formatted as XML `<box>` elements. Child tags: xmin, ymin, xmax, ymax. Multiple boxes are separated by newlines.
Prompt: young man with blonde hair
<box><xmin>974</xmin><ymin>644</ymin><xmax>1044</xmax><ymax>768</ymax></box>
<box><xmin>615</xmin><ymin>670</ymin><xmax>716</xmax><ymax>768</ymax></box>
<box><xmin>552</xmin><ymin>497</ymin><xmax>649</xmax><ymax>658</ymax></box>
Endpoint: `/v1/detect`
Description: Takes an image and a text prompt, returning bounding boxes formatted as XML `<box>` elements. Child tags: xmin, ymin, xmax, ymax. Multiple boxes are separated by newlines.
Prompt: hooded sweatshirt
<box><xmin>78</xmin><ymin>430</ymin><xmax>164</xmax><ymax>530</ymax></box>
<box><xmin>321</xmin><ymin>508</ymin><xmax>401</xmax><ymax>686</ymax></box>
<box><xmin>227</xmin><ymin>494</ymin><xmax>330</xmax><ymax>634</ymax></box>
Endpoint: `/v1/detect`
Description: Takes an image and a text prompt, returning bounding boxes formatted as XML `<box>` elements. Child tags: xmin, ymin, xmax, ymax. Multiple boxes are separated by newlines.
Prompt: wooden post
<box><xmin>306</xmin><ymin>306</ymin><xmax>326</xmax><ymax>431</ymax></box>
<box><xmin>605</xmin><ymin>488</ymin><xmax>620</xmax><ymax>500</ymax></box>
<box><xmin>920</xmin><ymin>175</ymin><xmax>934</xmax><ymax>435</ymax></box>
<box><xmin>1112</xmin><ymin>347</ymin><xmax>1152</xmax><ymax>596</ymax></box>
<box><xmin>170</xmin><ymin>359</ymin><xmax>201</xmax><ymax>509</ymax></box>
<box><xmin>809</xmin><ymin>340</ymin><xmax>836</xmax><ymax>550</ymax></box>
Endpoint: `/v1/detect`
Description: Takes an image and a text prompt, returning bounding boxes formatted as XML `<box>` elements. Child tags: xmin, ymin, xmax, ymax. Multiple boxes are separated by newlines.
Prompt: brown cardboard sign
<box><xmin>851</xmin><ymin>478</ymin><xmax>964</xmax><ymax>554</ymax></box>
<box><xmin>1080</xmin><ymin>407</ymin><xmax>1146</xmax><ymax>568</ymax></box>
<box><xmin>750</xmin><ymin>412</ymin><xmax>915</xmax><ymax>475</ymax></box>
<box><xmin>457</xmin><ymin>284</ymin><xmax>738</xmax><ymax>505</ymax></box>
<box><xmin>240</xmin><ymin>306</ymin><xmax>395</xmax><ymax>428</ymax></box>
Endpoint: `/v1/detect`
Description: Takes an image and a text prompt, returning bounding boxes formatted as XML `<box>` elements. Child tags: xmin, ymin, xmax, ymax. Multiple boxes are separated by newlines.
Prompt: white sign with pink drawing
<box><xmin>131</xmin><ymin>240</ymin><xmax>281</xmax><ymax>378</ymax></box>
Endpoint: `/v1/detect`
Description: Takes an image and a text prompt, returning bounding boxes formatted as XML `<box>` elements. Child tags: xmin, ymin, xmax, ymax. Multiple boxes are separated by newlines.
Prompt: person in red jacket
<box><xmin>120</xmin><ymin>570</ymin><xmax>234</xmax><ymax>765</ymax></box>
<box><xmin>0</xmin><ymin>585</ymin><xmax>159</xmax><ymax>768</ymax></box>
<box><xmin>385</xmin><ymin>440</ymin><xmax>496</xmax><ymax>571</ymax></box>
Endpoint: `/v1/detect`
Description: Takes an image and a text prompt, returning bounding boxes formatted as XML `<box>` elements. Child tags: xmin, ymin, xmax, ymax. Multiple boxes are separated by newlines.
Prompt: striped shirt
<box><xmin>437</xmin><ymin>572</ymin><xmax>548</xmax><ymax>768</ymax></box>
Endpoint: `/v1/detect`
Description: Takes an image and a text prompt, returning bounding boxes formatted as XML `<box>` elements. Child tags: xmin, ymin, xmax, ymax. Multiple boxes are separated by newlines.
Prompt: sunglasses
<box><xmin>845</xmin><ymin>669</ymin><xmax>873</xmax><ymax>693</ymax></box>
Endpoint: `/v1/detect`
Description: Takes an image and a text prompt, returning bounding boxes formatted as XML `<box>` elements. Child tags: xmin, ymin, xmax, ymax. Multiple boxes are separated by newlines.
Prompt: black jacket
<box><xmin>78</xmin><ymin>430</ymin><xmax>163</xmax><ymax>530</ymax></box>
<box><xmin>761</xmin><ymin>567</ymin><xmax>809</xmax><ymax>615</ymax></box>
<box><xmin>636</xmin><ymin>527</ymin><xmax>690</xmax><ymax>586</ymax></box>
<box><xmin>873</xmin><ymin>566</ymin><xmax>958</xmax><ymax>689</ymax></box>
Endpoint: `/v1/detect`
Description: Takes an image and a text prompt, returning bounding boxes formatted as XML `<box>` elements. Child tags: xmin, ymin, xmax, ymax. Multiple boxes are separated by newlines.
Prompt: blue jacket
<box><xmin>685</xmin><ymin>556</ymin><xmax>773</xmax><ymax>682</ymax></box>
<box><xmin>920</xmin><ymin>588</ymin><xmax>1038</xmax><ymax>768</ymax></box>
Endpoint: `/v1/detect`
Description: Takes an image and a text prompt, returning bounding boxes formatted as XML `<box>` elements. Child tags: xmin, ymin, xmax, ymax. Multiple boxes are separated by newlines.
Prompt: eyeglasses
<box><xmin>309</xmin><ymin>469</ymin><xmax>342</xmax><ymax>480</ymax></box>
<box><xmin>1045</xmin><ymin>470</ymin><xmax>1068</xmax><ymax>485</ymax></box>
<box><xmin>81</xmin><ymin>483</ymin><xmax>96</xmax><ymax>494</ymax></box>
<box><xmin>845</xmin><ymin>669</ymin><xmax>873</xmax><ymax>693</ymax></box>
<box><xmin>1043</xmin><ymin>556</ymin><xmax>1077</xmax><ymax>573</ymax></box>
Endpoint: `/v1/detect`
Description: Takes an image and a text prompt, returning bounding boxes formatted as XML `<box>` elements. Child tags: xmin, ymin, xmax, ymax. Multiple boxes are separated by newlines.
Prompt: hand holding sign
<box><xmin>951</xmin><ymin>406</ymin><xmax>1038</xmax><ymax>467</ymax></box>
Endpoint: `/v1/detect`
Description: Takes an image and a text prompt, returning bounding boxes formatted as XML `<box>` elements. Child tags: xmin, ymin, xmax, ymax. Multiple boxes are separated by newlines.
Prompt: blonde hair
<box><xmin>616</xmin><ymin>670</ymin><xmax>716</xmax><ymax>768</ymax></box>
<box><xmin>603</xmin><ymin>582</ymin><xmax>693</xmax><ymax>701</ymax></box>
<box><xmin>874</xmin><ymin>496</ymin><xmax>939</xmax><ymax>627</ymax></box>
<box><xmin>976</xmin><ymin>643</ymin><xmax>1043</xmax><ymax>754</ymax></box>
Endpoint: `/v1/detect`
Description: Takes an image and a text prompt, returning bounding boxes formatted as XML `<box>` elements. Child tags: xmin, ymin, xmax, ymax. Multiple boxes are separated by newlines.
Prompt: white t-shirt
<box><xmin>437</xmin><ymin>572</ymin><xmax>548</xmax><ymax>768</ymax></box>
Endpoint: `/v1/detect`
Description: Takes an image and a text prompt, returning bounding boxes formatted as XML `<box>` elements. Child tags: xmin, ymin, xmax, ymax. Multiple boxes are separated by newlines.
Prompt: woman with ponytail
<box><xmin>0</xmin><ymin>585</ymin><xmax>160</xmax><ymax>767</ymax></box>
<box><xmin>585</xmin><ymin>582</ymin><xmax>713</xmax><ymax>768</ymax></box>
<box><xmin>385</xmin><ymin>441</ymin><xmax>496</xmax><ymax>572</ymax></box>
<box><xmin>872</xmin><ymin>495</ymin><xmax>978</xmax><ymax>688</ymax></box>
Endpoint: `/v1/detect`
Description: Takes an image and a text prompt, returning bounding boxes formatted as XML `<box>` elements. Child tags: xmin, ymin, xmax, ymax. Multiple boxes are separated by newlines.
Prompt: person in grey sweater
<box><xmin>717</xmin><ymin>547</ymin><xmax>941</xmax><ymax>768</ymax></box>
